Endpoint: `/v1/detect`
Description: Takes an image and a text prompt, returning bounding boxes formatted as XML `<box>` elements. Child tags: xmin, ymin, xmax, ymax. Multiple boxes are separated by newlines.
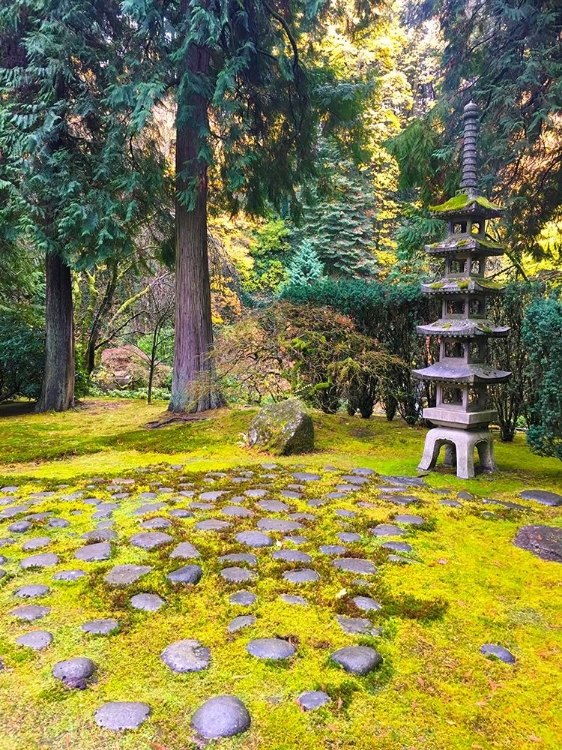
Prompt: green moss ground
<box><xmin>0</xmin><ymin>399</ymin><xmax>561</xmax><ymax>750</ymax></box>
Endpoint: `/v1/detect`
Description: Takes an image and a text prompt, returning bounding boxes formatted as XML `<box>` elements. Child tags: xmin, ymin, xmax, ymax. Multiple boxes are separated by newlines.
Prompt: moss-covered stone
<box><xmin>429</xmin><ymin>193</ymin><xmax>503</xmax><ymax>214</ymax></box>
<box><xmin>247</xmin><ymin>399</ymin><xmax>314</xmax><ymax>455</ymax></box>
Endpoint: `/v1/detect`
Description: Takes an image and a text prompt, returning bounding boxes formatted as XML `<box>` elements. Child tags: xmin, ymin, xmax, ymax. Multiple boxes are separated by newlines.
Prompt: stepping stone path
<box><xmin>298</xmin><ymin>691</ymin><xmax>330</xmax><ymax>711</ymax></box>
<box><xmin>230</xmin><ymin>591</ymin><xmax>256</xmax><ymax>605</ymax></box>
<box><xmin>14</xmin><ymin>584</ymin><xmax>49</xmax><ymax>598</ymax></box>
<box><xmin>514</xmin><ymin>525</ymin><xmax>562</xmax><ymax>562</ymax></box>
<box><xmin>161</xmin><ymin>639</ymin><xmax>210</xmax><ymax>672</ymax></box>
<box><xmin>283</xmin><ymin>568</ymin><xmax>319</xmax><ymax>583</ymax></box>
<box><xmin>131</xmin><ymin>593</ymin><xmax>165</xmax><ymax>611</ymax></box>
<box><xmin>333</xmin><ymin>558</ymin><xmax>377</xmax><ymax>575</ymax></box>
<box><xmin>228</xmin><ymin>615</ymin><xmax>256</xmax><ymax>633</ymax></box>
<box><xmin>53</xmin><ymin>657</ymin><xmax>96</xmax><ymax>688</ymax></box>
<box><xmin>191</xmin><ymin>695</ymin><xmax>251</xmax><ymax>739</ymax></box>
<box><xmin>236</xmin><ymin>531</ymin><xmax>272</xmax><ymax>547</ymax></box>
<box><xmin>330</xmin><ymin>646</ymin><xmax>382</xmax><ymax>675</ymax></box>
<box><xmin>82</xmin><ymin>619</ymin><xmax>119</xmax><ymax>635</ymax></box>
<box><xmin>247</xmin><ymin>638</ymin><xmax>295</xmax><ymax>660</ymax></box>
<box><xmin>221</xmin><ymin>566</ymin><xmax>256</xmax><ymax>583</ymax></box>
<box><xmin>170</xmin><ymin>542</ymin><xmax>200</xmax><ymax>559</ymax></box>
<box><xmin>520</xmin><ymin>489</ymin><xmax>562</xmax><ymax>507</ymax></box>
<box><xmin>105</xmin><ymin>565</ymin><xmax>152</xmax><ymax>586</ymax></box>
<box><xmin>75</xmin><ymin>542</ymin><xmax>111</xmax><ymax>562</ymax></box>
<box><xmin>21</xmin><ymin>553</ymin><xmax>58</xmax><ymax>569</ymax></box>
<box><xmin>130</xmin><ymin>531</ymin><xmax>172</xmax><ymax>549</ymax></box>
<box><xmin>480</xmin><ymin>644</ymin><xmax>516</xmax><ymax>664</ymax></box>
<box><xmin>11</xmin><ymin>605</ymin><xmax>50</xmax><ymax>621</ymax></box>
<box><xmin>95</xmin><ymin>702</ymin><xmax>151</xmax><ymax>731</ymax></box>
<box><xmin>16</xmin><ymin>631</ymin><xmax>53</xmax><ymax>650</ymax></box>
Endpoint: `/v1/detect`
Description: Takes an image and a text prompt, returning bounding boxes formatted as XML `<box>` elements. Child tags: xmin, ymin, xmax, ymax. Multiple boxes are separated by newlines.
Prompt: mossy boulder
<box><xmin>247</xmin><ymin>399</ymin><xmax>314</xmax><ymax>455</ymax></box>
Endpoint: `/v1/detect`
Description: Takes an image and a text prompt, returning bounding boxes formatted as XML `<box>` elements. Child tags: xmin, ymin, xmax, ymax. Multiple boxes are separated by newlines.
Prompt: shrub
<box><xmin>0</xmin><ymin>312</ymin><xmax>44</xmax><ymax>402</ymax></box>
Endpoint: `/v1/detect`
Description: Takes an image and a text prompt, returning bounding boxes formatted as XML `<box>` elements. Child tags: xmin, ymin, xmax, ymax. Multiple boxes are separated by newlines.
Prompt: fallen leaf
<box><xmin>437</xmin><ymin>558</ymin><xmax>448</xmax><ymax>565</ymax></box>
<box><xmin>528</xmin><ymin>736</ymin><xmax>542</xmax><ymax>743</ymax></box>
<box><xmin>337</xmin><ymin>697</ymin><xmax>343</xmax><ymax>710</ymax></box>
<box><xmin>417</xmin><ymin>676</ymin><xmax>425</xmax><ymax>687</ymax></box>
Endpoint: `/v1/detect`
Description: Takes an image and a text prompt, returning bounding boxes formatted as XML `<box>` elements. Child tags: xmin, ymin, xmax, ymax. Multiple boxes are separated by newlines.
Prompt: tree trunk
<box><xmin>169</xmin><ymin>34</ymin><xmax>224</xmax><ymax>413</ymax></box>
<box><xmin>36</xmin><ymin>252</ymin><xmax>75</xmax><ymax>412</ymax></box>
<box><xmin>147</xmin><ymin>323</ymin><xmax>159</xmax><ymax>406</ymax></box>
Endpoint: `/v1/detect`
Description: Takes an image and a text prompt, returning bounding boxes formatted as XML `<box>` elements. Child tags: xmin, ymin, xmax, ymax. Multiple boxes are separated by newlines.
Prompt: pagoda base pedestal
<box><xmin>417</xmin><ymin>427</ymin><xmax>496</xmax><ymax>480</ymax></box>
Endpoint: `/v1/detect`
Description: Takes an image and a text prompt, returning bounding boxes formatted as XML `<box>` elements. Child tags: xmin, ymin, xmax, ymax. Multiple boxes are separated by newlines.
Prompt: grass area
<box><xmin>0</xmin><ymin>399</ymin><xmax>561</xmax><ymax>750</ymax></box>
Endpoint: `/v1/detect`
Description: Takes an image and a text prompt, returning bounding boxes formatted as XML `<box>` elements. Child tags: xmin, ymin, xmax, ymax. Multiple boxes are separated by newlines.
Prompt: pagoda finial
<box><xmin>460</xmin><ymin>100</ymin><xmax>479</xmax><ymax>196</ymax></box>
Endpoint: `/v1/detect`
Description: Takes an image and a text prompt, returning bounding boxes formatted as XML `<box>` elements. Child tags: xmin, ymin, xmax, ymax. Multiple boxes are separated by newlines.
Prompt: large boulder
<box><xmin>247</xmin><ymin>399</ymin><xmax>314</xmax><ymax>455</ymax></box>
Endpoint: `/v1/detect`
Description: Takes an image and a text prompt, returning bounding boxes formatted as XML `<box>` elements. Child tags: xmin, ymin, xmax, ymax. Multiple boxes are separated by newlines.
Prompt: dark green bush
<box><xmin>0</xmin><ymin>312</ymin><xmax>45</xmax><ymax>402</ymax></box>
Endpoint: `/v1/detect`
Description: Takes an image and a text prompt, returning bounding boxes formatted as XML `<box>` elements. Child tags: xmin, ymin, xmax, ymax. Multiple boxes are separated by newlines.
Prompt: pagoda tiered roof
<box><xmin>429</xmin><ymin>193</ymin><xmax>503</xmax><ymax>219</ymax></box>
<box><xmin>417</xmin><ymin>318</ymin><xmax>510</xmax><ymax>338</ymax></box>
<box><xmin>425</xmin><ymin>234</ymin><xmax>504</xmax><ymax>256</ymax></box>
<box><xmin>421</xmin><ymin>277</ymin><xmax>505</xmax><ymax>296</ymax></box>
<box><xmin>412</xmin><ymin>362</ymin><xmax>512</xmax><ymax>385</ymax></box>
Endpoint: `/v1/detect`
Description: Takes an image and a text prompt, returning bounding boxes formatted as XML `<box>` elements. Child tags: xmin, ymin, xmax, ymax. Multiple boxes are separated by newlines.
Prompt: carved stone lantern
<box><xmin>413</xmin><ymin>101</ymin><xmax>511</xmax><ymax>479</ymax></box>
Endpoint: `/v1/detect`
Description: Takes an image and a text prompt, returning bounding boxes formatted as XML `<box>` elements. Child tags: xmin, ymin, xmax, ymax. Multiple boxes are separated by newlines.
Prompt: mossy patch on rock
<box><xmin>247</xmin><ymin>399</ymin><xmax>314</xmax><ymax>455</ymax></box>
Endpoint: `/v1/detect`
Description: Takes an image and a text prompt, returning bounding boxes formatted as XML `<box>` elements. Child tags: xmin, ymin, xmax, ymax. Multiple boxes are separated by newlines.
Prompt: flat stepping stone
<box><xmin>9</xmin><ymin>521</ymin><xmax>31</xmax><ymax>533</ymax></box>
<box><xmin>170</xmin><ymin>542</ymin><xmax>200</xmax><ymax>559</ymax></box>
<box><xmin>281</xmin><ymin>490</ymin><xmax>302</xmax><ymax>499</ymax></box>
<box><xmin>168</xmin><ymin>508</ymin><xmax>193</xmax><ymax>518</ymax></box>
<box><xmin>95</xmin><ymin>701</ymin><xmax>151</xmax><ymax>731</ymax></box>
<box><xmin>256</xmin><ymin>499</ymin><xmax>290</xmax><ymax>512</ymax></box>
<box><xmin>227</xmin><ymin>615</ymin><xmax>256</xmax><ymax>632</ymax></box>
<box><xmin>272</xmin><ymin>549</ymin><xmax>312</xmax><ymax>563</ymax></box>
<box><xmin>336</xmin><ymin>615</ymin><xmax>381</xmax><ymax>636</ymax></box>
<box><xmin>247</xmin><ymin>638</ymin><xmax>295</xmax><ymax>660</ymax></box>
<box><xmin>229</xmin><ymin>590</ymin><xmax>256</xmax><ymax>605</ymax></box>
<box><xmin>333</xmin><ymin>558</ymin><xmax>377</xmax><ymax>575</ymax></box>
<box><xmin>336</xmin><ymin>485</ymin><xmax>360</xmax><ymax>493</ymax></box>
<box><xmin>520</xmin><ymin>489</ymin><xmax>562</xmax><ymax>507</ymax></box>
<box><xmin>236</xmin><ymin>531</ymin><xmax>272</xmax><ymax>548</ymax></box>
<box><xmin>167</xmin><ymin>564</ymin><xmax>202</xmax><ymax>585</ymax></box>
<box><xmin>385</xmin><ymin>495</ymin><xmax>418</xmax><ymax>506</ymax></box>
<box><xmin>245</xmin><ymin>488</ymin><xmax>268</xmax><ymax>498</ymax></box>
<box><xmin>514</xmin><ymin>525</ymin><xmax>562</xmax><ymax>562</ymax></box>
<box><xmin>395</xmin><ymin>514</ymin><xmax>424</xmax><ymax>525</ymax></box>
<box><xmin>141</xmin><ymin>517</ymin><xmax>171</xmax><ymax>529</ymax></box>
<box><xmin>16</xmin><ymin>630</ymin><xmax>53</xmax><ymax>650</ymax></box>
<box><xmin>191</xmin><ymin>695</ymin><xmax>250</xmax><ymax>739</ymax></box>
<box><xmin>319</xmin><ymin>544</ymin><xmax>347</xmax><ymax>555</ymax></box>
<box><xmin>292</xmin><ymin>472</ymin><xmax>321</xmax><ymax>482</ymax></box>
<box><xmin>330</xmin><ymin>645</ymin><xmax>382</xmax><ymax>675</ymax></box>
<box><xmin>54</xmin><ymin>569</ymin><xmax>85</xmax><ymax>581</ymax></box>
<box><xmin>381</xmin><ymin>475</ymin><xmax>426</xmax><ymax>488</ymax></box>
<box><xmin>257</xmin><ymin>518</ymin><xmax>303</xmax><ymax>533</ymax></box>
<box><xmin>105</xmin><ymin>564</ymin><xmax>152</xmax><ymax>586</ymax></box>
<box><xmin>298</xmin><ymin>691</ymin><xmax>330</xmax><ymax>710</ymax></box>
<box><xmin>14</xmin><ymin>584</ymin><xmax>50</xmax><ymax>598</ymax></box>
<box><xmin>335</xmin><ymin>509</ymin><xmax>356</xmax><ymax>518</ymax></box>
<box><xmin>199</xmin><ymin>491</ymin><xmax>226</xmax><ymax>501</ymax></box>
<box><xmin>130</xmin><ymin>531</ymin><xmax>172</xmax><ymax>549</ymax></box>
<box><xmin>370</xmin><ymin>524</ymin><xmax>406</xmax><ymax>537</ymax></box>
<box><xmin>82</xmin><ymin>529</ymin><xmax>117</xmax><ymax>542</ymax></box>
<box><xmin>195</xmin><ymin>519</ymin><xmax>231</xmax><ymax>531</ymax></box>
<box><xmin>82</xmin><ymin>618</ymin><xmax>119</xmax><ymax>635</ymax></box>
<box><xmin>53</xmin><ymin>657</ymin><xmax>96</xmax><ymax>687</ymax></box>
<box><xmin>441</xmin><ymin>499</ymin><xmax>462</xmax><ymax>508</ymax></box>
<box><xmin>190</xmin><ymin>502</ymin><xmax>214</xmax><ymax>511</ymax></box>
<box><xmin>352</xmin><ymin>467</ymin><xmax>376</xmax><ymax>476</ymax></box>
<box><xmin>337</xmin><ymin>532</ymin><xmax>361</xmax><ymax>543</ymax></box>
<box><xmin>307</xmin><ymin>498</ymin><xmax>327</xmax><ymax>507</ymax></box>
<box><xmin>324</xmin><ymin>492</ymin><xmax>347</xmax><ymax>500</ymax></box>
<box><xmin>22</xmin><ymin>537</ymin><xmax>51</xmax><ymax>551</ymax></box>
<box><xmin>480</xmin><ymin>644</ymin><xmax>516</xmax><ymax>664</ymax></box>
<box><xmin>280</xmin><ymin>594</ymin><xmax>307</xmax><ymax>606</ymax></box>
<box><xmin>284</xmin><ymin>535</ymin><xmax>308</xmax><ymax>545</ymax></box>
<box><xmin>10</xmin><ymin>604</ymin><xmax>50</xmax><ymax>621</ymax></box>
<box><xmin>133</xmin><ymin>503</ymin><xmax>165</xmax><ymax>515</ymax></box>
<box><xmin>221</xmin><ymin>506</ymin><xmax>254</xmax><ymax>518</ymax></box>
<box><xmin>1</xmin><ymin>505</ymin><xmax>29</xmax><ymax>519</ymax></box>
<box><xmin>161</xmin><ymin>639</ymin><xmax>210</xmax><ymax>672</ymax></box>
<box><xmin>131</xmin><ymin>593</ymin><xmax>165</xmax><ymax>611</ymax></box>
<box><xmin>21</xmin><ymin>553</ymin><xmax>58</xmax><ymax>569</ymax></box>
<box><xmin>340</xmin><ymin>475</ymin><xmax>369</xmax><ymax>485</ymax></box>
<box><xmin>219</xmin><ymin>553</ymin><xmax>257</xmax><ymax>566</ymax></box>
<box><xmin>353</xmin><ymin>595</ymin><xmax>382</xmax><ymax>611</ymax></box>
<box><xmin>283</xmin><ymin>568</ymin><xmax>319</xmax><ymax>583</ymax></box>
<box><xmin>75</xmin><ymin>542</ymin><xmax>111</xmax><ymax>562</ymax></box>
<box><xmin>290</xmin><ymin>512</ymin><xmax>315</xmax><ymax>521</ymax></box>
<box><xmin>221</xmin><ymin>566</ymin><xmax>256</xmax><ymax>583</ymax></box>
<box><xmin>382</xmin><ymin>541</ymin><xmax>413</xmax><ymax>553</ymax></box>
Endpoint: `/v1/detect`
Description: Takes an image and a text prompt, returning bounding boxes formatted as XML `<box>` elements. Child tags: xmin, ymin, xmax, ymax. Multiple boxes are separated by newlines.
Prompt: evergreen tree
<box><xmin>286</xmin><ymin>240</ymin><xmax>324</xmax><ymax>286</ymax></box>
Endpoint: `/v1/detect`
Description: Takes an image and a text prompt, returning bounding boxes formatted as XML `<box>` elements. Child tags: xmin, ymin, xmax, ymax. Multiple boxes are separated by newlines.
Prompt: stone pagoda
<box><xmin>413</xmin><ymin>101</ymin><xmax>511</xmax><ymax>479</ymax></box>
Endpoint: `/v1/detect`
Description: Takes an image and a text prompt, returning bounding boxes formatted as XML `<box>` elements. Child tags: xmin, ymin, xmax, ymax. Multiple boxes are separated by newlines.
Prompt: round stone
<box><xmin>161</xmin><ymin>639</ymin><xmax>210</xmax><ymax>672</ymax></box>
<box><xmin>256</xmin><ymin>499</ymin><xmax>289</xmax><ymax>513</ymax></box>
<box><xmin>480</xmin><ymin>644</ymin><xmax>516</xmax><ymax>664</ymax></box>
<box><xmin>292</xmin><ymin>472</ymin><xmax>321</xmax><ymax>482</ymax></box>
<box><xmin>53</xmin><ymin>657</ymin><xmax>96</xmax><ymax>685</ymax></box>
<box><xmin>129</xmin><ymin>532</ymin><xmax>173</xmax><ymax>549</ymax></box>
<box><xmin>370</xmin><ymin>524</ymin><xmax>406</xmax><ymax>537</ymax></box>
<box><xmin>257</xmin><ymin>518</ymin><xmax>303</xmax><ymax>533</ymax></box>
<box><xmin>22</xmin><ymin>537</ymin><xmax>51</xmax><ymax>551</ymax></box>
<box><xmin>236</xmin><ymin>531</ymin><xmax>273</xmax><ymax>548</ymax></box>
<box><xmin>229</xmin><ymin>590</ymin><xmax>256</xmax><ymax>606</ymax></box>
<box><xmin>335</xmin><ymin>509</ymin><xmax>356</xmax><ymax>517</ymax></box>
<box><xmin>319</xmin><ymin>544</ymin><xmax>347</xmax><ymax>555</ymax></box>
<box><xmin>130</xmin><ymin>593</ymin><xmax>165</xmax><ymax>611</ymax></box>
<box><xmin>195</xmin><ymin>519</ymin><xmax>231</xmax><ymax>532</ymax></box>
<box><xmin>9</xmin><ymin>521</ymin><xmax>32</xmax><ymax>533</ymax></box>
<box><xmin>283</xmin><ymin>568</ymin><xmax>319</xmax><ymax>583</ymax></box>
<box><xmin>10</xmin><ymin>605</ymin><xmax>50</xmax><ymax>621</ymax></box>
<box><xmin>520</xmin><ymin>489</ymin><xmax>562</xmax><ymax>507</ymax></box>
<box><xmin>337</xmin><ymin>532</ymin><xmax>361</xmax><ymax>543</ymax></box>
<box><xmin>82</xmin><ymin>529</ymin><xmax>117</xmax><ymax>543</ymax></box>
<box><xmin>280</xmin><ymin>594</ymin><xmax>307</xmax><ymax>606</ymax></box>
<box><xmin>298</xmin><ymin>691</ymin><xmax>330</xmax><ymax>711</ymax></box>
<box><xmin>105</xmin><ymin>564</ymin><xmax>152</xmax><ymax>586</ymax></box>
<box><xmin>141</xmin><ymin>517</ymin><xmax>171</xmax><ymax>529</ymax></box>
<box><xmin>284</xmin><ymin>535</ymin><xmax>308</xmax><ymax>545</ymax></box>
<box><xmin>169</xmin><ymin>508</ymin><xmax>193</xmax><ymax>518</ymax></box>
<box><xmin>247</xmin><ymin>637</ymin><xmax>295</xmax><ymax>660</ymax></box>
<box><xmin>307</xmin><ymin>498</ymin><xmax>327</xmax><ymax>507</ymax></box>
<box><xmin>16</xmin><ymin>630</ymin><xmax>53</xmax><ymax>650</ymax></box>
<box><xmin>245</xmin><ymin>488</ymin><xmax>268</xmax><ymax>498</ymax></box>
<box><xmin>221</xmin><ymin>506</ymin><xmax>254</xmax><ymax>518</ymax></box>
<box><xmin>281</xmin><ymin>490</ymin><xmax>302</xmax><ymax>499</ymax></box>
<box><xmin>219</xmin><ymin>553</ymin><xmax>257</xmax><ymax>566</ymax></box>
<box><xmin>441</xmin><ymin>499</ymin><xmax>463</xmax><ymax>508</ymax></box>
<box><xmin>336</xmin><ymin>615</ymin><xmax>381</xmax><ymax>636</ymax></box>
<box><xmin>95</xmin><ymin>701</ymin><xmax>151</xmax><ymax>731</ymax></box>
<box><xmin>352</xmin><ymin>467</ymin><xmax>376</xmax><ymax>476</ymax></box>
<box><xmin>133</xmin><ymin>502</ymin><xmax>165</xmax><ymax>515</ymax></box>
<box><xmin>333</xmin><ymin>558</ymin><xmax>377</xmax><ymax>575</ymax></box>
<box><xmin>82</xmin><ymin>618</ymin><xmax>119</xmax><ymax>635</ymax></box>
<box><xmin>167</xmin><ymin>564</ymin><xmax>202</xmax><ymax>585</ymax></box>
<box><xmin>75</xmin><ymin>542</ymin><xmax>111</xmax><ymax>562</ymax></box>
<box><xmin>170</xmin><ymin>542</ymin><xmax>200</xmax><ymax>559</ymax></box>
<box><xmin>48</xmin><ymin>518</ymin><xmax>70</xmax><ymax>528</ymax></box>
<box><xmin>330</xmin><ymin>645</ymin><xmax>382</xmax><ymax>675</ymax></box>
<box><xmin>14</xmin><ymin>584</ymin><xmax>50</xmax><ymax>598</ymax></box>
<box><xmin>191</xmin><ymin>695</ymin><xmax>250</xmax><ymax>739</ymax></box>
<box><xmin>221</xmin><ymin>566</ymin><xmax>256</xmax><ymax>583</ymax></box>
<box><xmin>227</xmin><ymin>615</ymin><xmax>256</xmax><ymax>633</ymax></box>
<box><xmin>514</xmin><ymin>525</ymin><xmax>562</xmax><ymax>562</ymax></box>
<box><xmin>394</xmin><ymin>514</ymin><xmax>424</xmax><ymax>525</ymax></box>
<box><xmin>190</xmin><ymin>502</ymin><xmax>214</xmax><ymax>511</ymax></box>
<box><xmin>353</xmin><ymin>595</ymin><xmax>382</xmax><ymax>611</ymax></box>
<box><xmin>272</xmin><ymin>549</ymin><xmax>312</xmax><ymax>564</ymax></box>
<box><xmin>382</xmin><ymin>541</ymin><xmax>412</xmax><ymax>553</ymax></box>
<box><xmin>53</xmin><ymin>569</ymin><xmax>86</xmax><ymax>581</ymax></box>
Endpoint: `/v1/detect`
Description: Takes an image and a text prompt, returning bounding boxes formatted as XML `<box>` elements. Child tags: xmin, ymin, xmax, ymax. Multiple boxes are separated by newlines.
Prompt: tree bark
<box><xmin>36</xmin><ymin>252</ymin><xmax>75</xmax><ymax>412</ymax></box>
<box><xmin>169</xmin><ymin>34</ymin><xmax>224</xmax><ymax>413</ymax></box>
